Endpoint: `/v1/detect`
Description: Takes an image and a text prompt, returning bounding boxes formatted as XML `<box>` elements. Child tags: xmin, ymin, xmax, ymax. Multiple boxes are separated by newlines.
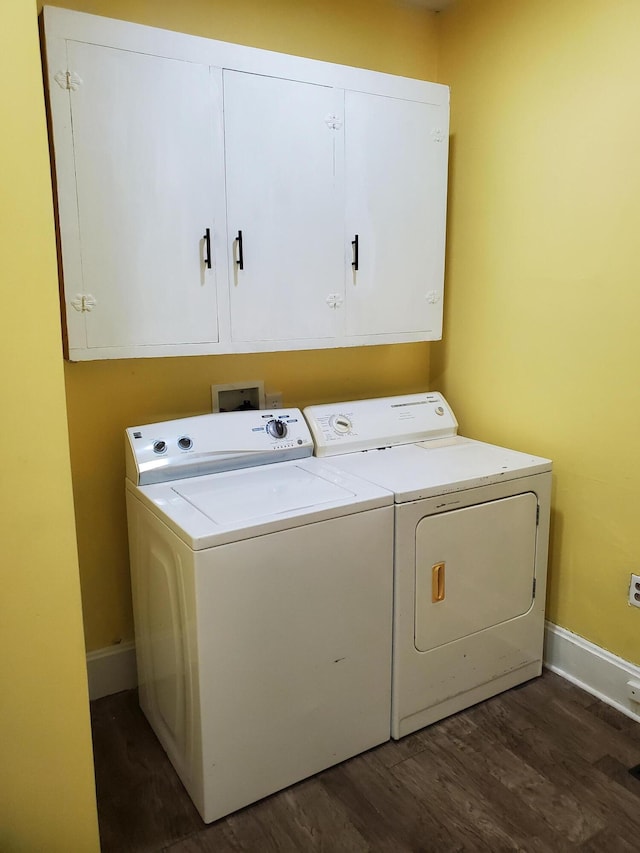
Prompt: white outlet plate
<box><xmin>629</xmin><ymin>573</ymin><xmax>640</xmax><ymax>608</ymax></box>
<box><xmin>627</xmin><ymin>679</ymin><xmax>640</xmax><ymax>703</ymax></box>
<box><xmin>265</xmin><ymin>392</ymin><xmax>283</xmax><ymax>409</ymax></box>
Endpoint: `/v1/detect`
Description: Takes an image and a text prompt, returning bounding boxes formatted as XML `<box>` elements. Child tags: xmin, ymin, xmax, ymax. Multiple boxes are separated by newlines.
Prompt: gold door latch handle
<box><xmin>432</xmin><ymin>561</ymin><xmax>445</xmax><ymax>602</ymax></box>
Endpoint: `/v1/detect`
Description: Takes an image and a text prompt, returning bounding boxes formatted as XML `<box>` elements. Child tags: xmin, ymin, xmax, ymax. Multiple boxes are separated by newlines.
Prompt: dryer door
<box><xmin>414</xmin><ymin>493</ymin><xmax>538</xmax><ymax>651</ymax></box>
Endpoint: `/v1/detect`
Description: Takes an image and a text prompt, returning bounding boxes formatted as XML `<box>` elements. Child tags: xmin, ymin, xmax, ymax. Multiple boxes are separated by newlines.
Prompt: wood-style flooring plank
<box><xmin>578</xmin><ymin>828</ymin><xmax>640</xmax><ymax>852</ymax></box>
<box><xmin>506</xmin><ymin>675</ymin><xmax>640</xmax><ymax>766</ymax></box>
<box><xmin>91</xmin><ymin>671</ymin><xmax>640</xmax><ymax>853</ymax></box>
<box><xmin>414</xmin><ymin>711</ymin><xmax>604</xmax><ymax>845</ymax></box>
<box><xmin>389</xmin><ymin>735</ymin><xmax>552</xmax><ymax>851</ymax></box>
<box><xmin>593</xmin><ymin>753</ymin><xmax>640</xmax><ymax>797</ymax></box>
<box><xmin>90</xmin><ymin>690</ymin><xmax>202</xmax><ymax>853</ymax></box>
<box><xmin>468</xmin><ymin>688</ymin><xmax>640</xmax><ymax>842</ymax></box>
<box><xmin>320</xmin><ymin>748</ymin><xmax>461</xmax><ymax>852</ymax></box>
<box><xmin>165</xmin><ymin>773</ymin><xmax>379</xmax><ymax>852</ymax></box>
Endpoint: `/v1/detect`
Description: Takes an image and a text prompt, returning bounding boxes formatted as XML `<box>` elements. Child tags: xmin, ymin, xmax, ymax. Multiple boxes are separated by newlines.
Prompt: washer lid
<box><xmin>173</xmin><ymin>464</ymin><xmax>354</xmax><ymax>525</ymax></box>
<box><xmin>324</xmin><ymin>437</ymin><xmax>552</xmax><ymax>503</ymax></box>
<box><xmin>127</xmin><ymin>457</ymin><xmax>393</xmax><ymax>549</ymax></box>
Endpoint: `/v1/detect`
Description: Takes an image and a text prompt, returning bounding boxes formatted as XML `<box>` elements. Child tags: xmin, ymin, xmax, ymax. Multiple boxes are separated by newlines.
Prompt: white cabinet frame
<box><xmin>43</xmin><ymin>6</ymin><xmax>449</xmax><ymax>361</ymax></box>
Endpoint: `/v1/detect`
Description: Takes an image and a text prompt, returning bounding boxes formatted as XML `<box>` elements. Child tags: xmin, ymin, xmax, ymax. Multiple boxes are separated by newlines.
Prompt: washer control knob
<box><xmin>266</xmin><ymin>418</ymin><xmax>287</xmax><ymax>439</ymax></box>
<box><xmin>329</xmin><ymin>414</ymin><xmax>352</xmax><ymax>435</ymax></box>
<box><xmin>177</xmin><ymin>436</ymin><xmax>193</xmax><ymax>450</ymax></box>
<box><xmin>152</xmin><ymin>440</ymin><xmax>167</xmax><ymax>454</ymax></box>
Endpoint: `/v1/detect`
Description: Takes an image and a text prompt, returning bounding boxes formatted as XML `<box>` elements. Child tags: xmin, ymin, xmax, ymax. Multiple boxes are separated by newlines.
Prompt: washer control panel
<box><xmin>126</xmin><ymin>409</ymin><xmax>312</xmax><ymax>485</ymax></box>
<box><xmin>304</xmin><ymin>392</ymin><xmax>458</xmax><ymax>457</ymax></box>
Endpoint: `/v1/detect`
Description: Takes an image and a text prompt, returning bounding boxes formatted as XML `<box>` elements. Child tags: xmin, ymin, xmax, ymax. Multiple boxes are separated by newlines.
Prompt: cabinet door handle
<box><xmin>236</xmin><ymin>230</ymin><xmax>244</xmax><ymax>270</ymax></box>
<box><xmin>203</xmin><ymin>228</ymin><xmax>212</xmax><ymax>269</ymax></box>
<box><xmin>351</xmin><ymin>234</ymin><xmax>359</xmax><ymax>271</ymax></box>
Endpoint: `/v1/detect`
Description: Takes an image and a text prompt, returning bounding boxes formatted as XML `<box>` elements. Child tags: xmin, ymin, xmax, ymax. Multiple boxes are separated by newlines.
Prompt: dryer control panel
<box><xmin>126</xmin><ymin>409</ymin><xmax>313</xmax><ymax>485</ymax></box>
<box><xmin>304</xmin><ymin>393</ymin><xmax>458</xmax><ymax>457</ymax></box>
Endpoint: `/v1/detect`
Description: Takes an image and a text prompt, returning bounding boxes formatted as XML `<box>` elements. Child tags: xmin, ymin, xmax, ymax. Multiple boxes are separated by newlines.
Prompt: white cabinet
<box><xmin>224</xmin><ymin>71</ymin><xmax>345</xmax><ymax>344</ymax></box>
<box><xmin>344</xmin><ymin>91</ymin><xmax>448</xmax><ymax>339</ymax></box>
<box><xmin>49</xmin><ymin>38</ymin><xmax>226</xmax><ymax>359</ymax></box>
<box><xmin>43</xmin><ymin>7</ymin><xmax>449</xmax><ymax>360</ymax></box>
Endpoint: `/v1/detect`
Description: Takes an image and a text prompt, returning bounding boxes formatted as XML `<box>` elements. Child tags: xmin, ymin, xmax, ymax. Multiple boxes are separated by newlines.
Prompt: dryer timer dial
<box><xmin>329</xmin><ymin>414</ymin><xmax>352</xmax><ymax>435</ymax></box>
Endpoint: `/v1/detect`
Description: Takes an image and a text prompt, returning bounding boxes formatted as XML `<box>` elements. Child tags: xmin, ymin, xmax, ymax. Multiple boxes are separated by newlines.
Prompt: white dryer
<box><xmin>304</xmin><ymin>393</ymin><xmax>552</xmax><ymax>740</ymax></box>
<box><xmin>125</xmin><ymin>408</ymin><xmax>393</xmax><ymax>823</ymax></box>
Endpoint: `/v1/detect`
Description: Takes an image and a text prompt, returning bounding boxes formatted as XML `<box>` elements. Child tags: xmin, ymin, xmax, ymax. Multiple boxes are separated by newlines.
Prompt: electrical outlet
<box><xmin>627</xmin><ymin>680</ymin><xmax>640</xmax><ymax>703</ymax></box>
<box><xmin>629</xmin><ymin>574</ymin><xmax>640</xmax><ymax>608</ymax></box>
<box><xmin>265</xmin><ymin>392</ymin><xmax>282</xmax><ymax>409</ymax></box>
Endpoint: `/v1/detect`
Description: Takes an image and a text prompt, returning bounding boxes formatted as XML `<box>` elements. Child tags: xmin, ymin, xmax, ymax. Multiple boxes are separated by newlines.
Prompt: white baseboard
<box><xmin>544</xmin><ymin>621</ymin><xmax>640</xmax><ymax>724</ymax></box>
<box><xmin>86</xmin><ymin>641</ymin><xmax>137</xmax><ymax>701</ymax></box>
<box><xmin>86</xmin><ymin>625</ymin><xmax>640</xmax><ymax>725</ymax></box>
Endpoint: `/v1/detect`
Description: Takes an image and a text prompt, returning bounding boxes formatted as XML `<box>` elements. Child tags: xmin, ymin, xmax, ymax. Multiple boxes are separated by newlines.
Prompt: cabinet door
<box><xmin>62</xmin><ymin>42</ymin><xmax>224</xmax><ymax>354</ymax></box>
<box><xmin>345</xmin><ymin>91</ymin><xmax>448</xmax><ymax>338</ymax></box>
<box><xmin>224</xmin><ymin>71</ymin><xmax>345</xmax><ymax>343</ymax></box>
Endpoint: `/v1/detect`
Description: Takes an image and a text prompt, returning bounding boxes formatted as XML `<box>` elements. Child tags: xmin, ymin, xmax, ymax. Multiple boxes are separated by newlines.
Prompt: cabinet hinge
<box><xmin>70</xmin><ymin>294</ymin><xmax>97</xmax><ymax>313</ymax></box>
<box><xmin>536</xmin><ymin>504</ymin><xmax>540</xmax><ymax>526</ymax></box>
<box><xmin>54</xmin><ymin>70</ymin><xmax>83</xmax><ymax>91</ymax></box>
<box><xmin>324</xmin><ymin>114</ymin><xmax>343</xmax><ymax>131</ymax></box>
<box><xmin>325</xmin><ymin>293</ymin><xmax>344</xmax><ymax>309</ymax></box>
<box><xmin>532</xmin><ymin>577</ymin><xmax>537</xmax><ymax>599</ymax></box>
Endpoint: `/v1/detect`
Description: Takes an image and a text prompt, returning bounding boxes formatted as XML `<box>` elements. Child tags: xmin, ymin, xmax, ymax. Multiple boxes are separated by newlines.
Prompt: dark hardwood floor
<box><xmin>90</xmin><ymin>671</ymin><xmax>640</xmax><ymax>852</ymax></box>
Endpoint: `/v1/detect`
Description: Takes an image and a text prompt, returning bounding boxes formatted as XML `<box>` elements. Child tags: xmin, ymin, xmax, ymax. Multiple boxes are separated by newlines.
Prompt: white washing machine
<box><xmin>304</xmin><ymin>393</ymin><xmax>552</xmax><ymax>740</ymax></box>
<box><xmin>125</xmin><ymin>408</ymin><xmax>393</xmax><ymax>823</ymax></box>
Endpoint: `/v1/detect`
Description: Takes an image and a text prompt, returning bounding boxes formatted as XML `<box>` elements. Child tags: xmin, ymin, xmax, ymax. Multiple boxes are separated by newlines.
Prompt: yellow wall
<box><xmin>42</xmin><ymin>0</ymin><xmax>440</xmax><ymax>651</ymax></box>
<box><xmin>436</xmin><ymin>0</ymin><xmax>640</xmax><ymax>664</ymax></box>
<box><xmin>9</xmin><ymin>0</ymin><xmax>638</xmax><ymax>843</ymax></box>
<box><xmin>36</xmin><ymin>0</ymin><xmax>640</xmax><ymax>675</ymax></box>
<box><xmin>0</xmin><ymin>1</ymin><xmax>99</xmax><ymax>849</ymax></box>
